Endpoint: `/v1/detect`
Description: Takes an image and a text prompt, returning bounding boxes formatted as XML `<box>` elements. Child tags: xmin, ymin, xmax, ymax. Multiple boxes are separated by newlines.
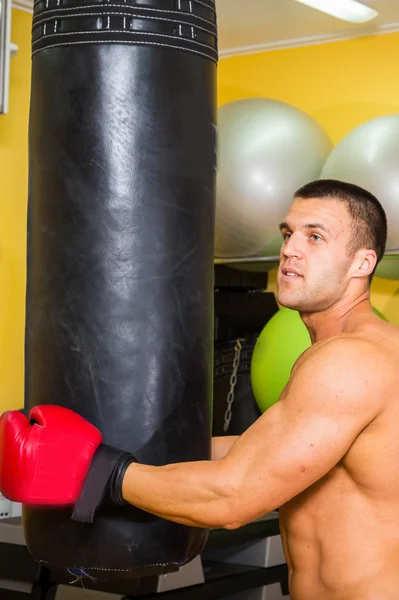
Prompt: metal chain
<box><xmin>223</xmin><ymin>338</ymin><xmax>243</xmax><ymax>433</ymax></box>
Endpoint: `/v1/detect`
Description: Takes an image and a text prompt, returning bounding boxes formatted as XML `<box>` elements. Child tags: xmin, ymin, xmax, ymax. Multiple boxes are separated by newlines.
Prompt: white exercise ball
<box><xmin>320</xmin><ymin>115</ymin><xmax>399</xmax><ymax>279</ymax></box>
<box><xmin>215</xmin><ymin>98</ymin><xmax>333</xmax><ymax>262</ymax></box>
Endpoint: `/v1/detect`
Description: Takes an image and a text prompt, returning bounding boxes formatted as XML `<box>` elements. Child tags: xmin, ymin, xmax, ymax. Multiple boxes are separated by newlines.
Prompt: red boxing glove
<box><xmin>0</xmin><ymin>405</ymin><xmax>102</xmax><ymax>505</ymax></box>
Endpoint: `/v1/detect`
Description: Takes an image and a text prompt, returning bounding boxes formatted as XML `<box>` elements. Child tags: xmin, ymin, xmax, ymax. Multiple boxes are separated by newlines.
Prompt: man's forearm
<box><xmin>121</xmin><ymin>458</ymin><xmax>242</xmax><ymax>529</ymax></box>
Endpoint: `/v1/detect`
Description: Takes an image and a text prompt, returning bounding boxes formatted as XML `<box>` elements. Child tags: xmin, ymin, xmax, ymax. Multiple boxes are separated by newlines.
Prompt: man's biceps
<box><xmin>302</xmin><ymin>418</ymin><xmax>359</xmax><ymax>463</ymax></box>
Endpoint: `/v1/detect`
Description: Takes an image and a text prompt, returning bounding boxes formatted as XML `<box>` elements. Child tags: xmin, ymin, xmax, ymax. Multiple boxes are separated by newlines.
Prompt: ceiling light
<box><xmin>294</xmin><ymin>0</ymin><xmax>379</xmax><ymax>23</ymax></box>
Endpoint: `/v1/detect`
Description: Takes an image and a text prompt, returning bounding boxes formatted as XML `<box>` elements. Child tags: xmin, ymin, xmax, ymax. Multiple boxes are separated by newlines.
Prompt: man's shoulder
<box><xmin>280</xmin><ymin>335</ymin><xmax>390</xmax><ymax>426</ymax></box>
<box><xmin>293</xmin><ymin>333</ymin><xmax>394</xmax><ymax>394</ymax></box>
<box><xmin>307</xmin><ymin>333</ymin><xmax>386</xmax><ymax>365</ymax></box>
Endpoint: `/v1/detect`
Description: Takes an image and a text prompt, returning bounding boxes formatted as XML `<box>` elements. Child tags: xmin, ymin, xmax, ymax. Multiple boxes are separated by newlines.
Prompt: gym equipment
<box><xmin>251</xmin><ymin>306</ymin><xmax>388</xmax><ymax>413</ymax></box>
<box><xmin>374</xmin><ymin>256</ymin><xmax>399</xmax><ymax>281</ymax></box>
<box><xmin>373</xmin><ymin>307</ymin><xmax>388</xmax><ymax>321</ymax></box>
<box><xmin>251</xmin><ymin>308</ymin><xmax>311</xmax><ymax>413</ymax></box>
<box><xmin>23</xmin><ymin>0</ymin><xmax>217</xmax><ymax>579</ymax></box>
<box><xmin>214</xmin><ymin>98</ymin><xmax>333</xmax><ymax>262</ymax></box>
<box><xmin>213</xmin><ymin>340</ymin><xmax>262</xmax><ymax>436</ymax></box>
<box><xmin>320</xmin><ymin>115</ymin><xmax>399</xmax><ymax>280</ymax></box>
<box><xmin>213</xmin><ymin>266</ymin><xmax>278</xmax><ymax>435</ymax></box>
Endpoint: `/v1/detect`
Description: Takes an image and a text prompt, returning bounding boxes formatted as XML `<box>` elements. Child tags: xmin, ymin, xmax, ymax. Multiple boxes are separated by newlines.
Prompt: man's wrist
<box><xmin>121</xmin><ymin>461</ymin><xmax>140</xmax><ymax>504</ymax></box>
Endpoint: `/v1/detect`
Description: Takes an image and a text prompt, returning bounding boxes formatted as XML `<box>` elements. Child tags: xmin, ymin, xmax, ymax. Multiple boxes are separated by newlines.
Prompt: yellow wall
<box><xmin>218</xmin><ymin>31</ymin><xmax>399</xmax><ymax>321</ymax></box>
<box><xmin>0</xmin><ymin>8</ymin><xmax>31</xmax><ymax>410</ymax></box>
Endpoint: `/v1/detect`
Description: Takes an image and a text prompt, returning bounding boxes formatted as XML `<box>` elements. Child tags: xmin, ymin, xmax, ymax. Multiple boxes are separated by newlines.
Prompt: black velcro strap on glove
<box><xmin>72</xmin><ymin>444</ymin><xmax>137</xmax><ymax>523</ymax></box>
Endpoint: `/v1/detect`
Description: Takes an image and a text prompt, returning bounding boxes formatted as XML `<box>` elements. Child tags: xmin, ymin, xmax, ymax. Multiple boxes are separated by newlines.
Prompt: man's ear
<box><xmin>351</xmin><ymin>249</ymin><xmax>377</xmax><ymax>279</ymax></box>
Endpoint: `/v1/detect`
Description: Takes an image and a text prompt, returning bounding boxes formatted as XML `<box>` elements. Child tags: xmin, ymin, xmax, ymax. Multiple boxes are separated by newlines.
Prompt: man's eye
<box><xmin>282</xmin><ymin>232</ymin><xmax>291</xmax><ymax>240</ymax></box>
<box><xmin>311</xmin><ymin>234</ymin><xmax>323</xmax><ymax>242</ymax></box>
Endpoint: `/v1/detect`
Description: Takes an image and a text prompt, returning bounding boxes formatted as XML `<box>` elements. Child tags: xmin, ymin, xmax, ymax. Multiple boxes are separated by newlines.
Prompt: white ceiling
<box><xmin>216</xmin><ymin>0</ymin><xmax>399</xmax><ymax>56</ymax></box>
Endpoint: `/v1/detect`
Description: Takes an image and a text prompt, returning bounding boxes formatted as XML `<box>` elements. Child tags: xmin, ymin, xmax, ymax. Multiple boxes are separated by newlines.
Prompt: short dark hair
<box><xmin>294</xmin><ymin>179</ymin><xmax>387</xmax><ymax>278</ymax></box>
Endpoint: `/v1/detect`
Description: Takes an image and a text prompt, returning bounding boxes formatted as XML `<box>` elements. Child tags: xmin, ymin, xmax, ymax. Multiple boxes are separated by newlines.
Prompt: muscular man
<box><xmin>1</xmin><ymin>178</ymin><xmax>397</xmax><ymax>599</ymax></box>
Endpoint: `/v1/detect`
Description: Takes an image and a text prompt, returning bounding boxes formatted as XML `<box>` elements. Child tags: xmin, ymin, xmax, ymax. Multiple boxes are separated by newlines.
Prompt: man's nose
<box><xmin>281</xmin><ymin>234</ymin><xmax>303</xmax><ymax>259</ymax></box>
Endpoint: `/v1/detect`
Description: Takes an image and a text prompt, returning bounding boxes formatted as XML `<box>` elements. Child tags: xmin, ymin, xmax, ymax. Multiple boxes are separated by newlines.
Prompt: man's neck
<box><xmin>300</xmin><ymin>292</ymin><xmax>372</xmax><ymax>344</ymax></box>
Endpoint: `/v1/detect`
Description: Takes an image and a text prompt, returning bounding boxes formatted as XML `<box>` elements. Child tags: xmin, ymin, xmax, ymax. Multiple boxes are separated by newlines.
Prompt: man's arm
<box><xmin>211</xmin><ymin>436</ymin><xmax>239</xmax><ymax>460</ymax></box>
<box><xmin>122</xmin><ymin>338</ymin><xmax>385</xmax><ymax>529</ymax></box>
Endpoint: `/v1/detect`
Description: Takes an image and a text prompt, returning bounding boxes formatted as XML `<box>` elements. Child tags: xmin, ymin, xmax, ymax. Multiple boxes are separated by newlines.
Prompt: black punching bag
<box><xmin>23</xmin><ymin>0</ymin><xmax>217</xmax><ymax>578</ymax></box>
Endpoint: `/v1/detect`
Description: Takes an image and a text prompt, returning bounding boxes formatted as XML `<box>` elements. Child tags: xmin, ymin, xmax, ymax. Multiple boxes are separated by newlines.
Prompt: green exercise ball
<box><xmin>375</xmin><ymin>256</ymin><xmax>399</xmax><ymax>281</ymax></box>
<box><xmin>251</xmin><ymin>305</ymin><xmax>388</xmax><ymax>413</ymax></box>
<box><xmin>373</xmin><ymin>306</ymin><xmax>388</xmax><ymax>321</ymax></box>
<box><xmin>251</xmin><ymin>308</ymin><xmax>311</xmax><ymax>413</ymax></box>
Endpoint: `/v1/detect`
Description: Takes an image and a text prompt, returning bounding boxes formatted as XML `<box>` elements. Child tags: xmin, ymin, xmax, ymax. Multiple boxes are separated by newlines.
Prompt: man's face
<box><xmin>277</xmin><ymin>197</ymin><xmax>356</xmax><ymax>312</ymax></box>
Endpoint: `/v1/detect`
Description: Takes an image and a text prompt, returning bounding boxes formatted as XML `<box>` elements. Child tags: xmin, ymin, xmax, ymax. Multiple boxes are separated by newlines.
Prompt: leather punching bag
<box><xmin>23</xmin><ymin>0</ymin><xmax>217</xmax><ymax>578</ymax></box>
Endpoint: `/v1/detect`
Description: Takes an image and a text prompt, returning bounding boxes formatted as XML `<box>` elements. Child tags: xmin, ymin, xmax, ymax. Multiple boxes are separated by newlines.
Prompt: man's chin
<box><xmin>276</xmin><ymin>291</ymin><xmax>303</xmax><ymax>311</ymax></box>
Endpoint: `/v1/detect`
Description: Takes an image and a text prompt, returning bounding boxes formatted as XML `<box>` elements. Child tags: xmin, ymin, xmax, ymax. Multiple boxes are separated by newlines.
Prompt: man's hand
<box><xmin>0</xmin><ymin>405</ymin><xmax>136</xmax><ymax>522</ymax></box>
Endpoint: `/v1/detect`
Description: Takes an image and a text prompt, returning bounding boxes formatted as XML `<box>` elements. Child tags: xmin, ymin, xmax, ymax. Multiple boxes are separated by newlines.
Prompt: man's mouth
<box><xmin>284</xmin><ymin>272</ymin><xmax>301</xmax><ymax>278</ymax></box>
<box><xmin>281</xmin><ymin>268</ymin><xmax>303</xmax><ymax>278</ymax></box>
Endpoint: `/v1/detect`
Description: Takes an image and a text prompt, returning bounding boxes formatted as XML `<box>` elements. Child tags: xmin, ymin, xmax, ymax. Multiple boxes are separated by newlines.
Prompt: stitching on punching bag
<box><xmin>33</xmin><ymin>11</ymin><xmax>217</xmax><ymax>36</ymax></box>
<box><xmin>39</xmin><ymin>557</ymin><xmax>182</xmax><ymax>572</ymax></box>
<box><xmin>32</xmin><ymin>0</ymin><xmax>218</xmax><ymax>62</ymax></box>
<box><xmin>33</xmin><ymin>0</ymin><xmax>216</xmax><ymax>10</ymax></box>
<box><xmin>32</xmin><ymin>30</ymin><xmax>218</xmax><ymax>54</ymax></box>
<box><xmin>32</xmin><ymin>37</ymin><xmax>218</xmax><ymax>63</ymax></box>
<box><xmin>32</xmin><ymin>3</ymin><xmax>216</xmax><ymax>22</ymax></box>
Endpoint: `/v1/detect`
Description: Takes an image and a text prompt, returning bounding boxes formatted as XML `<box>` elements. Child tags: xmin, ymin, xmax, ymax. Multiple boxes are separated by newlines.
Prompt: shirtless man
<box><xmin>2</xmin><ymin>179</ymin><xmax>398</xmax><ymax>599</ymax></box>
